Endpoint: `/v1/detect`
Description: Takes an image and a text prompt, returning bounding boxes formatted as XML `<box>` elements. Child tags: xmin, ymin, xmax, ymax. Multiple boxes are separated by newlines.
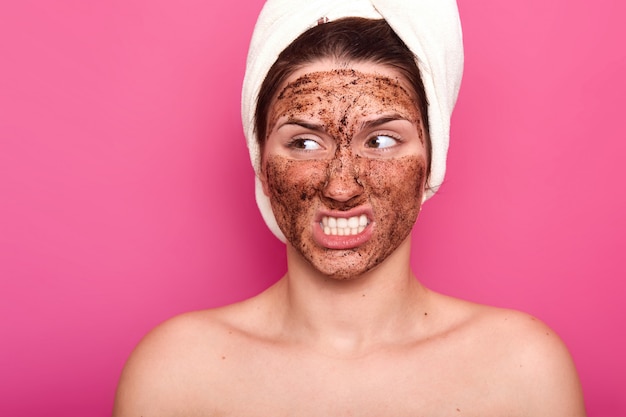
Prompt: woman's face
<box><xmin>261</xmin><ymin>61</ymin><xmax>428</xmax><ymax>279</ymax></box>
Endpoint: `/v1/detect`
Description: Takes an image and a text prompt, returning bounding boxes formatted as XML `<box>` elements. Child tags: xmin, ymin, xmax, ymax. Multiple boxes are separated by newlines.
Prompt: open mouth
<box><xmin>320</xmin><ymin>214</ymin><xmax>369</xmax><ymax>236</ymax></box>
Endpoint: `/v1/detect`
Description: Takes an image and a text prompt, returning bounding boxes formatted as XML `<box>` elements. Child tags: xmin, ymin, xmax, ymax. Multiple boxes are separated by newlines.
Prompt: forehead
<box><xmin>278</xmin><ymin>69</ymin><xmax>407</xmax><ymax>99</ymax></box>
<box><xmin>271</xmin><ymin>62</ymin><xmax>420</xmax><ymax>121</ymax></box>
<box><xmin>284</xmin><ymin>60</ymin><xmax>410</xmax><ymax>89</ymax></box>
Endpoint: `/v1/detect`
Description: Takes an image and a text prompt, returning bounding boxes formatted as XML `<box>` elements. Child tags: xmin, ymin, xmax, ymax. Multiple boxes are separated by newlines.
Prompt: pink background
<box><xmin>1</xmin><ymin>0</ymin><xmax>624</xmax><ymax>415</ymax></box>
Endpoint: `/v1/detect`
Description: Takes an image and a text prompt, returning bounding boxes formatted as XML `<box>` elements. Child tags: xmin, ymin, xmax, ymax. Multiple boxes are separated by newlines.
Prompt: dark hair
<box><xmin>255</xmin><ymin>17</ymin><xmax>431</xmax><ymax>174</ymax></box>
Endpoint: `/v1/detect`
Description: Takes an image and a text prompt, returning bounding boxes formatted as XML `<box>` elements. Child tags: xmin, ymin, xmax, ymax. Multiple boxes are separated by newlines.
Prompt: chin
<box><xmin>304</xmin><ymin>249</ymin><xmax>383</xmax><ymax>281</ymax></box>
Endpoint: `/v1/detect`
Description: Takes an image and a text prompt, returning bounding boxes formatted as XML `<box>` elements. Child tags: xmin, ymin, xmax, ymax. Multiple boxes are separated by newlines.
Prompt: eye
<box><xmin>288</xmin><ymin>137</ymin><xmax>322</xmax><ymax>151</ymax></box>
<box><xmin>365</xmin><ymin>134</ymin><xmax>399</xmax><ymax>149</ymax></box>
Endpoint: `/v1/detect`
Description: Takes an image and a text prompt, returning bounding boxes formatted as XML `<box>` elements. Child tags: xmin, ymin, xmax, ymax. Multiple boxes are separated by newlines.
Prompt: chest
<box><xmin>196</xmin><ymin>345</ymin><xmax>518</xmax><ymax>417</ymax></box>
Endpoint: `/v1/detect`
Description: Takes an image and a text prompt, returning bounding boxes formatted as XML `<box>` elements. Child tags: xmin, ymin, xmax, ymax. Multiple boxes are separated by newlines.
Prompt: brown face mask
<box><xmin>263</xmin><ymin>69</ymin><xmax>427</xmax><ymax>279</ymax></box>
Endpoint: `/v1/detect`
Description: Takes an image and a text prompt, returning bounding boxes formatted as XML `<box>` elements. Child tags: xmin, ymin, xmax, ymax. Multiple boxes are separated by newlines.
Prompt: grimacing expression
<box><xmin>262</xmin><ymin>67</ymin><xmax>428</xmax><ymax>279</ymax></box>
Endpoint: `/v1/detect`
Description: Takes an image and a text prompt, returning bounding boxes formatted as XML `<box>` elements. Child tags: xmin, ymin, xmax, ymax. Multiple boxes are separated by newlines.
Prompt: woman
<box><xmin>113</xmin><ymin>1</ymin><xmax>586</xmax><ymax>415</ymax></box>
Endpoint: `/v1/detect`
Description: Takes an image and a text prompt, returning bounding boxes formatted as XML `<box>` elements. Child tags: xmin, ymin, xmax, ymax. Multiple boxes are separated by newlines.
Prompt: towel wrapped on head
<box><xmin>241</xmin><ymin>0</ymin><xmax>464</xmax><ymax>242</ymax></box>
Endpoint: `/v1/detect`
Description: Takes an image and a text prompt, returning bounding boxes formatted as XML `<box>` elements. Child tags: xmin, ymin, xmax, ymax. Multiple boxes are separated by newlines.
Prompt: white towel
<box><xmin>242</xmin><ymin>0</ymin><xmax>464</xmax><ymax>242</ymax></box>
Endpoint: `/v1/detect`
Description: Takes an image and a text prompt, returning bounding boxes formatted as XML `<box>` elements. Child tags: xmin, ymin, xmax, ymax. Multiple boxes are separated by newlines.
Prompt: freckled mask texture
<box><xmin>267</xmin><ymin>70</ymin><xmax>425</xmax><ymax>144</ymax></box>
<box><xmin>263</xmin><ymin>71</ymin><xmax>427</xmax><ymax>279</ymax></box>
<box><xmin>242</xmin><ymin>0</ymin><xmax>464</xmax><ymax>242</ymax></box>
<box><xmin>265</xmin><ymin>156</ymin><xmax>425</xmax><ymax>279</ymax></box>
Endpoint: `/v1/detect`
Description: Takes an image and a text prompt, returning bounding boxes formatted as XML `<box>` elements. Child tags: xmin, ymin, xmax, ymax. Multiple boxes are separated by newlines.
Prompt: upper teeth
<box><xmin>321</xmin><ymin>214</ymin><xmax>368</xmax><ymax>236</ymax></box>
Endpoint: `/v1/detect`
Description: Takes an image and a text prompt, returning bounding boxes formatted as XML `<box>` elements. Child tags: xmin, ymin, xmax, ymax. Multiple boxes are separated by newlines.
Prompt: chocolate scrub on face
<box><xmin>264</xmin><ymin>70</ymin><xmax>428</xmax><ymax>279</ymax></box>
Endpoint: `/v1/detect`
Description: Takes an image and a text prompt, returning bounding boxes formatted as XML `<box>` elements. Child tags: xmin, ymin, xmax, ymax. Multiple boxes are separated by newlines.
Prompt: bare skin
<box><xmin>113</xmin><ymin>62</ymin><xmax>586</xmax><ymax>417</ymax></box>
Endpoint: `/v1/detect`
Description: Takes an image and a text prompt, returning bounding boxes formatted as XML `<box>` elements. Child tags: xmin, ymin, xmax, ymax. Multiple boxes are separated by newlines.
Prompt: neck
<box><xmin>270</xmin><ymin>237</ymin><xmax>430</xmax><ymax>356</ymax></box>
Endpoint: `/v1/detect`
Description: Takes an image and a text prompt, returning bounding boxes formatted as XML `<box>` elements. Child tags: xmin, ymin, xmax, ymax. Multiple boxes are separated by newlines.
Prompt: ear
<box><xmin>259</xmin><ymin>165</ymin><xmax>270</xmax><ymax>197</ymax></box>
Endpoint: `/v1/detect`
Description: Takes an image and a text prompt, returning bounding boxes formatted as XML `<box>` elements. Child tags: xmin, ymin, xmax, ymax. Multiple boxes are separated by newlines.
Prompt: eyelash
<box><xmin>284</xmin><ymin>132</ymin><xmax>403</xmax><ymax>153</ymax></box>
<box><xmin>285</xmin><ymin>137</ymin><xmax>322</xmax><ymax>151</ymax></box>
<box><xmin>365</xmin><ymin>132</ymin><xmax>403</xmax><ymax>149</ymax></box>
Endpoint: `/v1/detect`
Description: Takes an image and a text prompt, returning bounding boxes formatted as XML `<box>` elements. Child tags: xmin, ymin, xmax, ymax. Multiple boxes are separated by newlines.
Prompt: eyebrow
<box><xmin>277</xmin><ymin>114</ymin><xmax>409</xmax><ymax>133</ymax></box>
<box><xmin>359</xmin><ymin>114</ymin><xmax>409</xmax><ymax>131</ymax></box>
<box><xmin>277</xmin><ymin>118</ymin><xmax>326</xmax><ymax>133</ymax></box>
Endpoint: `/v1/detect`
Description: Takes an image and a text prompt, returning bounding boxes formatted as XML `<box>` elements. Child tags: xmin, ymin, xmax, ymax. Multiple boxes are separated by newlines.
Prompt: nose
<box><xmin>322</xmin><ymin>151</ymin><xmax>364</xmax><ymax>203</ymax></box>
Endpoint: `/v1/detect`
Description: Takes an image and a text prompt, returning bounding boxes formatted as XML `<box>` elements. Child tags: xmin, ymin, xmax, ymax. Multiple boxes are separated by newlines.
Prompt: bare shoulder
<box><xmin>441</xmin><ymin>295</ymin><xmax>587</xmax><ymax>416</ymax></box>
<box><xmin>112</xmin><ymin>300</ymin><xmax>259</xmax><ymax>417</ymax></box>
<box><xmin>497</xmin><ymin>309</ymin><xmax>586</xmax><ymax>416</ymax></box>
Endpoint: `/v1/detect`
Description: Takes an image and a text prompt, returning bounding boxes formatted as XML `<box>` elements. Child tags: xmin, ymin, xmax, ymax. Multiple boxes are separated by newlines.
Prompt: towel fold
<box><xmin>242</xmin><ymin>0</ymin><xmax>464</xmax><ymax>242</ymax></box>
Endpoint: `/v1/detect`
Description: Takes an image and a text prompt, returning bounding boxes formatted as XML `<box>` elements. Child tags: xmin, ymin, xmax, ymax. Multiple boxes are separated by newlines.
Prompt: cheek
<box><xmin>362</xmin><ymin>156</ymin><xmax>427</xmax><ymax>237</ymax></box>
<box><xmin>362</xmin><ymin>156</ymin><xmax>427</xmax><ymax>200</ymax></box>
<box><xmin>264</xmin><ymin>156</ymin><xmax>327</xmax><ymax>200</ymax></box>
<box><xmin>263</xmin><ymin>156</ymin><xmax>328</xmax><ymax>237</ymax></box>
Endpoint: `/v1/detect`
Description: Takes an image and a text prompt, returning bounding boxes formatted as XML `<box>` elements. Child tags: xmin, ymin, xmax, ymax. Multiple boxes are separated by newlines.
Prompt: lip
<box><xmin>313</xmin><ymin>207</ymin><xmax>375</xmax><ymax>250</ymax></box>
